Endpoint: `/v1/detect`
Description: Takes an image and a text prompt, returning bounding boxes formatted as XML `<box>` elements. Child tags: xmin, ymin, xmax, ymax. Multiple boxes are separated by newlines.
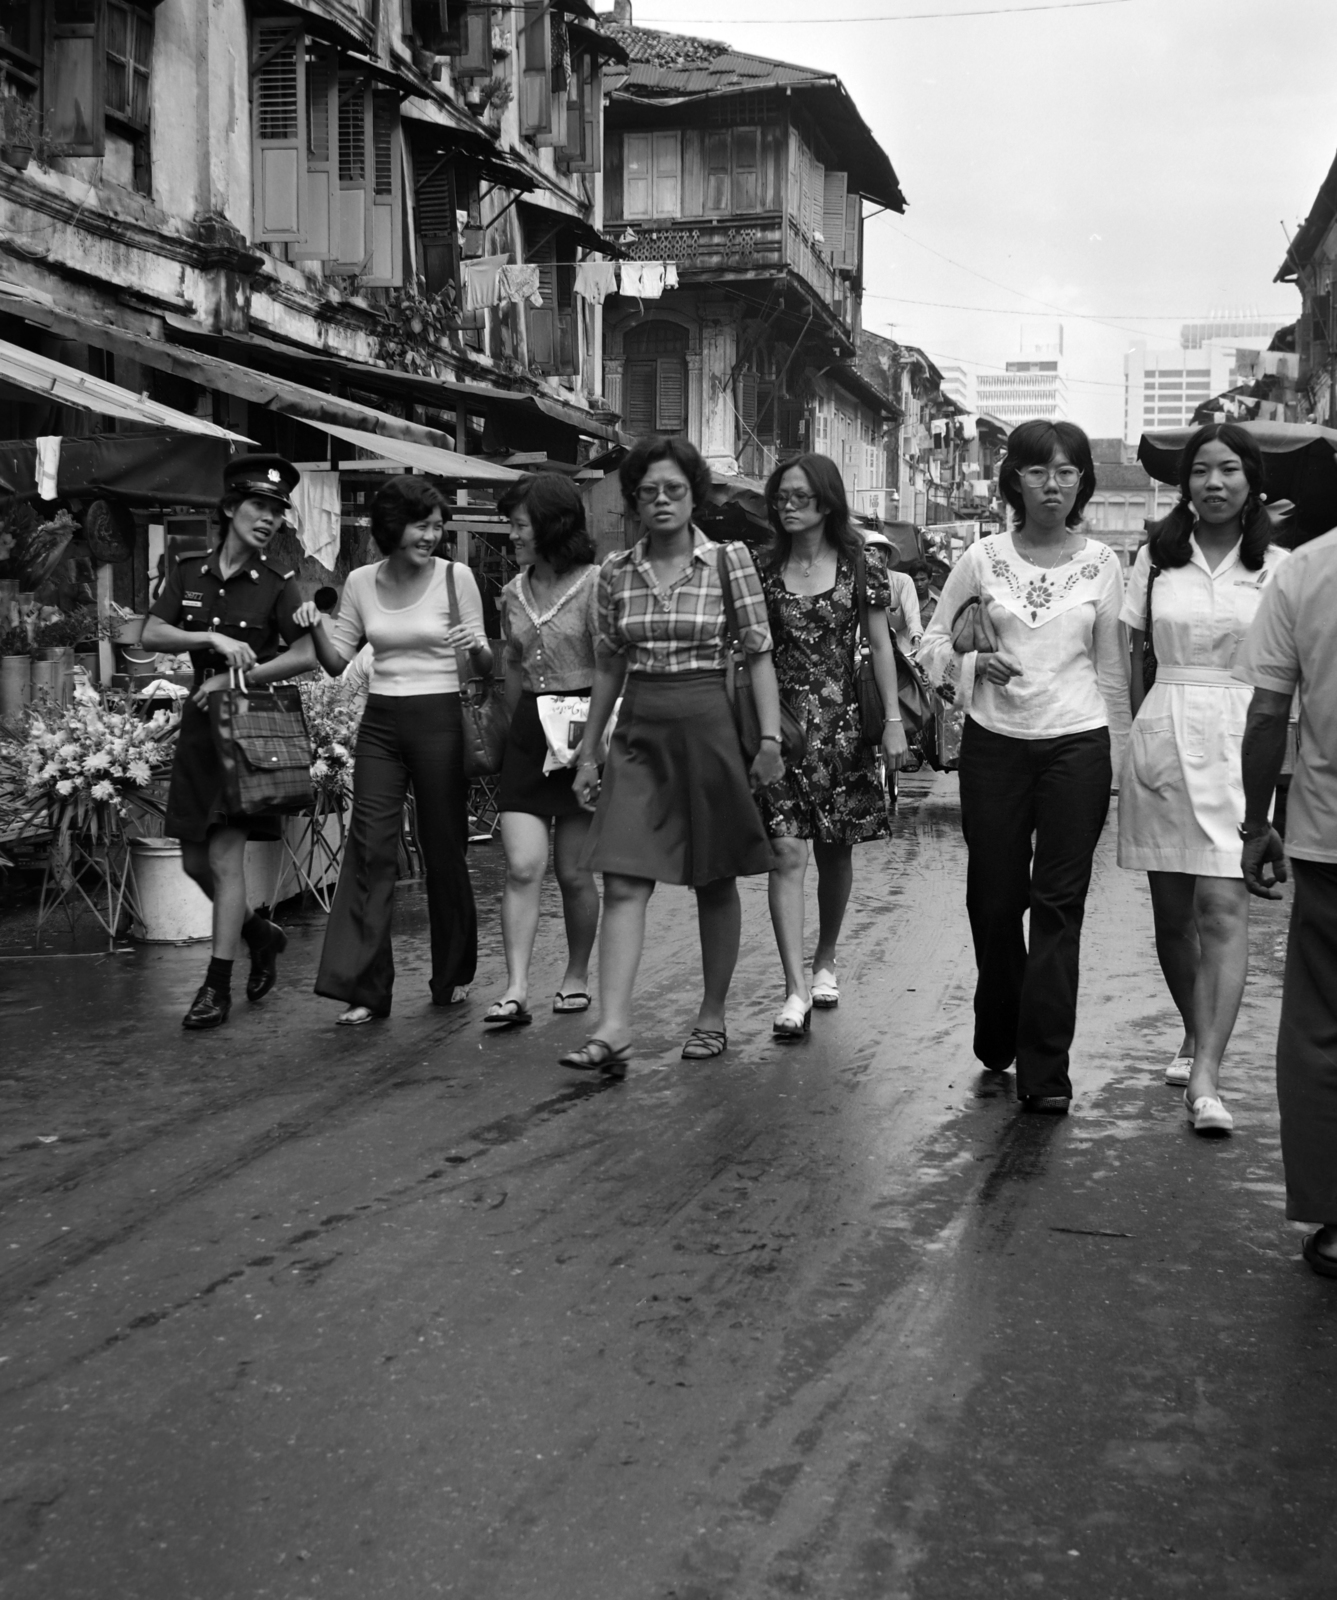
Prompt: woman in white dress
<box><xmin>920</xmin><ymin>421</ymin><xmax>1130</xmax><ymax>1115</ymax></box>
<box><xmin>1118</xmin><ymin>423</ymin><xmax>1288</xmax><ymax>1135</ymax></box>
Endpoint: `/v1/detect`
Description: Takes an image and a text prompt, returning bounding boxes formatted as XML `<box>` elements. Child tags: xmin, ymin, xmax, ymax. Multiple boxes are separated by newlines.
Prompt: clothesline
<box><xmin>460</xmin><ymin>257</ymin><xmax>681</xmax><ymax>314</ymax></box>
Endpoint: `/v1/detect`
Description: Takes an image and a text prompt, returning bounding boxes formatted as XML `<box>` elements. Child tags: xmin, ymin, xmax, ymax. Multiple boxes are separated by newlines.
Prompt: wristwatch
<box><xmin>1237</xmin><ymin>820</ymin><xmax>1271</xmax><ymax>841</ymax></box>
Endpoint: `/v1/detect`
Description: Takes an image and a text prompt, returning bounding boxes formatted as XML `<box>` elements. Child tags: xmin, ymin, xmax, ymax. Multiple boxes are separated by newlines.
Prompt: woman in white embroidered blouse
<box><xmin>920</xmin><ymin>421</ymin><xmax>1130</xmax><ymax>1114</ymax></box>
<box><xmin>1117</xmin><ymin>423</ymin><xmax>1288</xmax><ymax>1135</ymax></box>
<box><xmin>485</xmin><ymin>475</ymin><xmax>602</xmax><ymax>1030</ymax></box>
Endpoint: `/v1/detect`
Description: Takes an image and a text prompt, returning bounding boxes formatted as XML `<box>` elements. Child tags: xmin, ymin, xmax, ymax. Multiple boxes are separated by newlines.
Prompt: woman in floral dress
<box><xmin>759</xmin><ymin>454</ymin><xmax>906</xmax><ymax>1039</ymax></box>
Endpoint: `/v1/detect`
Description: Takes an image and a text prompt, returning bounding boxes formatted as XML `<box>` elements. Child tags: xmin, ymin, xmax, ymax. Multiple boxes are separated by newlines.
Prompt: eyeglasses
<box><xmin>776</xmin><ymin>490</ymin><xmax>816</xmax><ymax>510</ymax></box>
<box><xmin>634</xmin><ymin>481</ymin><xmax>691</xmax><ymax>505</ymax></box>
<box><xmin>1019</xmin><ymin>465</ymin><xmax>1082</xmax><ymax>489</ymax></box>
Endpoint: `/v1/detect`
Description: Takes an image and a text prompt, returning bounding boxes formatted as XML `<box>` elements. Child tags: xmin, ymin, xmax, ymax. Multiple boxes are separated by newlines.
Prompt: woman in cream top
<box><xmin>920</xmin><ymin>420</ymin><xmax>1129</xmax><ymax>1115</ymax></box>
<box><xmin>302</xmin><ymin>475</ymin><xmax>490</xmax><ymax>1025</ymax></box>
<box><xmin>1117</xmin><ymin>422</ymin><xmax>1287</xmax><ymax>1134</ymax></box>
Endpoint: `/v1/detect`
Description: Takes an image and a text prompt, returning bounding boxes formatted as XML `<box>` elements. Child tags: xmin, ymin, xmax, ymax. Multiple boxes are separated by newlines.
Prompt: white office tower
<box><xmin>975</xmin><ymin>325</ymin><xmax>1068</xmax><ymax>428</ymax></box>
<box><xmin>1124</xmin><ymin>316</ymin><xmax>1289</xmax><ymax>442</ymax></box>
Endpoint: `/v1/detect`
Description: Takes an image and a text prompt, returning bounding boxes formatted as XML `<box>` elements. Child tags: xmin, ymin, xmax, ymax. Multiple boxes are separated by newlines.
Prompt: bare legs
<box><xmin>767</xmin><ymin>837</ymin><xmax>855</xmax><ymax>999</ymax></box>
<box><xmin>586</xmin><ymin>872</ymin><xmax>742</xmax><ymax>1047</ymax></box>
<box><xmin>1147</xmin><ymin>871</ymin><xmax>1250</xmax><ymax>1098</ymax></box>
<box><xmin>497</xmin><ymin>811</ymin><xmax>598</xmax><ymax>1006</ymax></box>
<box><xmin>180</xmin><ymin>826</ymin><xmax>250</xmax><ymax>959</ymax></box>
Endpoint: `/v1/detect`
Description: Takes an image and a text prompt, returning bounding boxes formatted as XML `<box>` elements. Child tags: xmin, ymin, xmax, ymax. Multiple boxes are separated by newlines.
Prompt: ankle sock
<box><xmin>205</xmin><ymin>956</ymin><xmax>234</xmax><ymax>994</ymax></box>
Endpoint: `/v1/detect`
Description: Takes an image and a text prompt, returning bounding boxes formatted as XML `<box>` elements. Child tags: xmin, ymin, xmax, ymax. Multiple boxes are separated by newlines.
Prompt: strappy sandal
<box><xmin>558</xmin><ymin>1037</ymin><xmax>631</xmax><ymax>1079</ymax></box>
<box><xmin>484</xmin><ymin>998</ymin><xmax>532</xmax><ymax>1029</ymax></box>
<box><xmin>553</xmin><ymin>990</ymin><xmax>592</xmax><ymax>1013</ymax></box>
<box><xmin>681</xmin><ymin>1028</ymin><xmax>727</xmax><ymax>1060</ymax></box>
<box><xmin>811</xmin><ymin>970</ymin><xmax>840</xmax><ymax>1009</ymax></box>
<box><xmin>336</xmin><ymin>1005</ymin><xmax>384</xmax><ymax>1027</ymax></box>
<box><xmin>772</xmin><ymin>995</ymin><xmax>812</xmax><ymax>1039</ymax></box>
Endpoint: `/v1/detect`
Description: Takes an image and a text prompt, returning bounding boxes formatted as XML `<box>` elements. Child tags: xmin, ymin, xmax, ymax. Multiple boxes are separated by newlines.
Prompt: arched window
<box><xmin>623</xmin><ymin>321</ymin><xmax>688</xmax><ymax>437</ymax></box>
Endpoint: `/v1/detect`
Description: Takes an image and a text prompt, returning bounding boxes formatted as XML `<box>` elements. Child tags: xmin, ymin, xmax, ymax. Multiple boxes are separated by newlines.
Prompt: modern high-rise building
<box><xmin>938</xmin><ymin>362</ymin><xmax>972</xmax><ymax>412</ymax></box>
<box><xmin>1123</xmin><ymin>327</ymin><xmax>1286</xmax><ymax>442</ymax></box>
<box><xmin>975</xmin><ymin>326</ymin><xmax>1067</xmax><ymax>426</ymax></box>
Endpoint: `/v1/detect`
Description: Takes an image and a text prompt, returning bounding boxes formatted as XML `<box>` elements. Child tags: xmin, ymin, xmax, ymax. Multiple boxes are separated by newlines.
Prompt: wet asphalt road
<box><xmin>1</xmin><ymin>771</ymin><xmax>1335</xmax><ymax>1600</ymax></box>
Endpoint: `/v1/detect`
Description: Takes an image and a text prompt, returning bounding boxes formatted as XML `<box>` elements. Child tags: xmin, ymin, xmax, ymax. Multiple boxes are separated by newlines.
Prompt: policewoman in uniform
<box><xmin>142</xmin><ymin>456</ymin><xmax>318</xmax><ymax>1030</ymax></box>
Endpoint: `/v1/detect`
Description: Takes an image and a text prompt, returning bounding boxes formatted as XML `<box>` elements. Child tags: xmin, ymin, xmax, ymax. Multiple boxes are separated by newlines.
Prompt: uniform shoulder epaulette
<box><xmin>261</xmin><ymin>555</ymin><xmax>297</xmax><ymax>580</ymax></box>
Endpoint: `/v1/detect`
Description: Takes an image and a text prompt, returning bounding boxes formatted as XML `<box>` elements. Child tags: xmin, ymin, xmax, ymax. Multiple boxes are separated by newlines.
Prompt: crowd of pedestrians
<box><xmin>146</xmin><ymin>421</ymin><xmax>1337</xmax><ymax>1279</ymax></box>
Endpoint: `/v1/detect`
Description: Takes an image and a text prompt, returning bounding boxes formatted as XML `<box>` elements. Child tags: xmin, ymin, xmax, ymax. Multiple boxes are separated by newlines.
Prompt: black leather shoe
<box><xmin>182</xmin><ymin>984</ymin><xmax>231</xmax><ymax>1030</ymax></box>
<box><xmin>1021</xmin><ymin>1094</ymin><xmax>1071</xmax><ymax>1115</ymax></box>
<box><xmin>245</xmin><ymin>919</ymin><xmax>287</xmax><ymax>1003</ymax></box>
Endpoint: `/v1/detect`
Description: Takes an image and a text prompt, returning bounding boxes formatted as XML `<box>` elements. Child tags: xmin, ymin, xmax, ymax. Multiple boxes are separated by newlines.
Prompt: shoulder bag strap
<box><xmin>1142</xmin><ymin>559</ymin><xmax>1161</xmax><ymax>684</ymax></box>
<box><xmin>716</xmin><ymin>544</ymin><xmax>743</xmax><ymax>652</ymax></box>
<box><xmin>444</xmin><ymin>560</ymin><xmax>476</xmax><ymax>693</ymax></box>
<box><xmin>852</xmin><ymin>546</ymin><xmax>874</xmax><ymax>652</ymax></box>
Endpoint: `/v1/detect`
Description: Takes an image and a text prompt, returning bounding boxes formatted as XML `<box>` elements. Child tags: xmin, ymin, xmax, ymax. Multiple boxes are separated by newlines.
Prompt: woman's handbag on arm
<box><xmin>853</xmin><ymin>548</ymin><xmax>938</xmax><ymax>743</ymax></box>
<box><xmin>209</xmin><ymin>666</ymin><xmax>315</xmax><ymax>816</ymax></box>
<box><xmin>446</xmin><ymin>562</ymin><xmax>511</xmax><ymax>778</ymax></box>
<box><xmin>717</xmin><ymin>546</ymin><xmax>805</xmax><ymax>764</ymax></box>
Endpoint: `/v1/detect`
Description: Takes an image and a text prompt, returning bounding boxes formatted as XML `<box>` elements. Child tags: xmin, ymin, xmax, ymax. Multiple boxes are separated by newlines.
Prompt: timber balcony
<box><xmin>617</xmin><ymin>213</ymin><xmax>852</xmax><ymax>329</ymax></box>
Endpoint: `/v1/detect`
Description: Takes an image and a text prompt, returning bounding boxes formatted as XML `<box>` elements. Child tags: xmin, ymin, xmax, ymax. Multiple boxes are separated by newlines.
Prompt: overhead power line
<box><xmin>642</xmin><ymin>0</ymin><xmax>1136</xmax><ymax>24</ymax></box>
<box><xmin>865</xmin><ymin>291</ymin><xmax>1294</xmax><ymax>323</ymax></box>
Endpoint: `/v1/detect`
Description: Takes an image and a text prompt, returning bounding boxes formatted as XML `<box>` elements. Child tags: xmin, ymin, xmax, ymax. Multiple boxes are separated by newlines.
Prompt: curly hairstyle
<box><xmin>618</xmin><ymin>434</ymin><xmax>713</xmax><ymax>516</ymax></box>
<box><xmin>997</xmin><ymin>420</ymin><xmax>1097</xmax><ymax>529</ymax></box>
<box><xmin>1147</xmin><ymin>422</ymin><xmax>1271</xmax><ymax>572</ymax></box>
<box><xmin>497</xmin><ymin>472</ymin><xmax>595</xmax><ymax>573</ymax></box>
<box><xmin>762</xmin><ymin>453</ymin><xmax>864</xmax><ymax>571</ymax></box>
<box><xmin>369</xmin><ymin>475</ymin><xmax>448</xmax><ymax>556</ymax></box>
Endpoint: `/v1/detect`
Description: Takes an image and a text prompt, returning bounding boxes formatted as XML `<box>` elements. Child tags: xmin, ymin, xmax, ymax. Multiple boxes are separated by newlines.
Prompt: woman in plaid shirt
<box><xmin>559</xmin><ymin>436</ymin><xmax>784</xmax><ymax>1076</ymax></box>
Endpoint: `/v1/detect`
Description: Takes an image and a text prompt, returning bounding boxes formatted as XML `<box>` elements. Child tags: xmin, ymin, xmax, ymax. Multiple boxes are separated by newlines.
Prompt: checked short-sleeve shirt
<box><xmin>596</xmin><ymin>529</ymin><xmax>772</xmax><ymax>673</ymax></box>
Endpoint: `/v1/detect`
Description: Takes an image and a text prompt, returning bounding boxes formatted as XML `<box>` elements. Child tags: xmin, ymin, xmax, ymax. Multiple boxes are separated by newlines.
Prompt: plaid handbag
<box><xmin>210</xmin><ymin>667</ymin><xmax>315</xmax><ymax>817</ymax></box>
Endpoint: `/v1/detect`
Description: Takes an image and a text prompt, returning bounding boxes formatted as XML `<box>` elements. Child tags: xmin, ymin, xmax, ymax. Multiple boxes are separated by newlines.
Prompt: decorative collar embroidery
<box><xmin>983</xmin><ymin>536</ymin><xmax>1111</xmax><ymax>627</ymax></box>
<box><xmin>516</xmin><ymin>564</ymin><xmax>596</xmax><ymax>630</ymax></box>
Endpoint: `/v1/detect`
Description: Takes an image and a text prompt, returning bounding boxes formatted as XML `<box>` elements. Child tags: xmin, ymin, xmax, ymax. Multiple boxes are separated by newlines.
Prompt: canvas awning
<box><xmin>0</xmin><ymin>337</ymin><xmax>253</xmax><ymax>441</ymax></box>
<box><xmin>294</xmin><ymin>417</ymin><xmax>522</xmax><ymax>482</ymax></box>
<box><xmin>0</xmin><ymin>431</ymin><xmax>232</xmax><ymax>508</ymax></box>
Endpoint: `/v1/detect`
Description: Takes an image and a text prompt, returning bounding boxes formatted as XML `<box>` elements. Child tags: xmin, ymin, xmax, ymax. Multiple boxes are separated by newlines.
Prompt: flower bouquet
<box><xmin>299</xmin><ymin>672</ymin><xmax>361</xmax><ymax>804</ymax></box>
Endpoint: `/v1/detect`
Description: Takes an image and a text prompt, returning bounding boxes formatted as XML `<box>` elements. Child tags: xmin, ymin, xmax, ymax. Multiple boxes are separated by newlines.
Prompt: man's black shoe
<box><xmin>245</xmin><ymin>919</ymin><xmax>288</xmax><ymax>1003</ymax></box>
<box><xmin>182</xmin><ymin>984</ymin><xmax>231</xmax><ymax>1030</ymax></box>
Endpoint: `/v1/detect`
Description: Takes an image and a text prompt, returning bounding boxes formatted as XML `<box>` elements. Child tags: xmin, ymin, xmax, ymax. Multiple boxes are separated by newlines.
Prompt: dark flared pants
<box><xmin>315</xmin><ymin>693</ymin><xmax>476</xmax><ymax>1014</ymax></box>
<box><xmin>1278</xmin><ymin>859</ymin><xmax>1337</xmax><ymax>1222</ymax></box>
<box><xmin>958</xmin><ymin>719</ymin><xmax>1112</xmax><ymax>1099</ymax></box>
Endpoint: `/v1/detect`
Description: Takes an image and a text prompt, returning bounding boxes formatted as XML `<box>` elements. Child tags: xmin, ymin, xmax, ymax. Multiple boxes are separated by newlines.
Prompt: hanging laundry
<box><xmin>498</xmin><ymin>263</ymin><xmax>544</xmax><ymax>308</ymax></box>
<box><xmin>34</xmin><ymin>435</ymin><xmax>60</xmax><ymax>500</ymax></box>
<box><xmin>574</xmin><ymin>260</ymin><xmax>618</xmax><ymax>304</ymax></box>
<box><xmin>290</xmin><ymin>469</ymin><xmax>341</xmax><ymax>571</ymax></box>
<box><xmin>663</xmin><ymin>261</ymin><xmax>680</xmax><ymax>290</ymax></box>
<box><xmin>618</xmin><ymin>261</ymin><xmax>665</xmax><ymax>301</ymax></box>
<box><xmin>462</xmin><ymin>255</ymin><xmax>507</xmax><ymax>312</ymax></box>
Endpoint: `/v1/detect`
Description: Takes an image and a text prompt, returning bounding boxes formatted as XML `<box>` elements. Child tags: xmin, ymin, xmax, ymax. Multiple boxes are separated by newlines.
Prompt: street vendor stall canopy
<box><xmin>1138</xmin><ymin>423</ymin><xmax>1337</xmax><ymax>544</ymax></box>
<box><xmin>295</xmin><ymin>418</ymin><xmax>522</xmax><ymax>482</ymax></box>
<box><xmin>0</xmin><ymin>337</ymin><xmax>253</xmax><ymax>443</ymax></box>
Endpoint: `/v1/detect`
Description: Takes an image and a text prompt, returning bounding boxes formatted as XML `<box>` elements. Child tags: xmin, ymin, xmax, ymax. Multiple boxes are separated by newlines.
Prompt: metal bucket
<box><xmin>128</xmin><ymin>838</ymin><xmax>213</xmax><ymax>943</ymax></box>
<box><xmin>0</xmin><ymin>654</ymin><xmax>30</xmax><ymax>719</ymax></box>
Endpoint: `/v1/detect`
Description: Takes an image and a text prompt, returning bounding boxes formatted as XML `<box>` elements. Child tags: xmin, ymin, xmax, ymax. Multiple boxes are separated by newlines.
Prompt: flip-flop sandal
<box><xmin>336</xmin><ymin>1006</ymin><xmax>385</xmax><ymax>1027</ymax></box>
<box><xmin>484</xmin><ymin>999</ymin><xmax>533</xmax><ymax>1029</ymax></box>
<box><xmin>558</xmin><ymin>1037</ymin><xmax>631</xmax><ymax>1078</ymax></box>
<box><xmin>553</xmin><ymin>990</ymin><xmax>592</xmax><ymax>1013</ymax></box>
<box><xmin>1302</xmin><ymin>1232</ymin><xmax>1337</xmax><ymax>1279</ymax></box>
<box><xmin>681</xmin><ymin>1028</ymin><xmax>727</xmax><ymax>1060</ymax></box>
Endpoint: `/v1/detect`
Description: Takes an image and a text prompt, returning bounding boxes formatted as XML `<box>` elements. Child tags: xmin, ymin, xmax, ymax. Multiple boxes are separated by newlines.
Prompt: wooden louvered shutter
<box><xmin>652</xmin><ymin>131</ymin><xmax>680</xmax><ymax>218</ymax></box>
<box><xmin>822</xmin><ymin>170</ymin><xmax>847</xmax><ymax>262</ymax></box>
<box><xmin>295</xmin><ymin>42</ymin><xmax>336</xmax><ymax>260</ymax></box>
<box><xmin>624</xmin><ymin>132</ymin><xmax>651</xmax><ymax>219</ymax></box>
<box><xmin>658</xmin><ymin>359</ymin><xmax>686</xmax><ymax>433</ymax></box>
<box><xmin>364</xmin><ymin>91</ymin><xmax>403</xmax><ymax>285</ymax></box>
<box><xmin>732</xmin><ymin>128</ymin><xmax>759</xmax><ymax>214</ymax></box>
<box><xmin>528</xmin><ymin>236</ymin><xmax>557</xmax><ymax>370</ymax></box>
<box><xmin>808</xmin><ymin>154</ymin><xmax>825</xmax><ymax>240</ymax></box>
<box><xmin>454</xmin><ymin>1</ymin><xmax>492</xmax><ymax>74</ymax></box>
<box><xmin>736</xmin><ymin>369</ymin><xmax>758</xmax><ymax>435</ymax></box>
<box><xmin>624</xmin><ymin>361</ymin><xmax>657</xmax><ymax>437</ymax></box>
<box><xmin>844</xmin><ymin>192</ymin><xmax>860</xmax><ymax>274</ymax></box>
<box><xmin>417</xmin><ymin>160</ymin><xmax>457</xmax><ymax>297</ymax></box>
<box><xmin>520</xmin><ymin>1</ymin><xmax>551</xmax><ymax>136</ymax></box>
<box><xmin>252</xmin><ymin>21</ymin><xmax>307</xmax><ymax>242</ymax></box>
<box><xmin>704</xmin><ymin>131</ymin><xmax>729</xmax><ymax>215</ymax></box>
<box><xmin>334</xmin><ymin>73</ymin><xmax>368</xmax><ymax>271</ymax></box>
<box><xmin>47</xmin><ymin>0</ymin><xmax>105</xmax><ymax>157</ymax></box>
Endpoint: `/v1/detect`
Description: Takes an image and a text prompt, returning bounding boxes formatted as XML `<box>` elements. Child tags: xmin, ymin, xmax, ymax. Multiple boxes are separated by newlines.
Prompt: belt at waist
<box><xmin>1154</xmin><ymin>666</ymin><xmax>1240</xmax><ymax>688</ymax></box>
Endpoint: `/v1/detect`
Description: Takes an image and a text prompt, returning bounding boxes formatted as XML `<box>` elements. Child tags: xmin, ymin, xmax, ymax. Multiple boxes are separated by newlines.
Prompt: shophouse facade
<box><xmin>597</xmin><ymin>19</ymin><xmax>904</xmax><ymax>514</ymax></box>
<box><xmin>1275</xmin><ymin>148</ymin><xmax>1337</xmax><ymax>426</ymax></box>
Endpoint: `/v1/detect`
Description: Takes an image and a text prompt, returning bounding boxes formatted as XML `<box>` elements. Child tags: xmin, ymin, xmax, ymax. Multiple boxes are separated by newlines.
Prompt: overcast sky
<box><xmin>620</xmin><ymin>0</ymin><xmax>1337</xmax><ymax>438</ymax></box>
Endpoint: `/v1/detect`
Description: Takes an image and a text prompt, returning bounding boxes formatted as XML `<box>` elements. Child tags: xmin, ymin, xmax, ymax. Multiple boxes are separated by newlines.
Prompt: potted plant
<box><xmin>0</xmin><ymin>619</ymin><xmax>31</xmax><ymax>722</ymax></box>
<box><xmin>0</xmin><ymin>76</ymin><xmax>54</xmax><ymax>172</ymax></box>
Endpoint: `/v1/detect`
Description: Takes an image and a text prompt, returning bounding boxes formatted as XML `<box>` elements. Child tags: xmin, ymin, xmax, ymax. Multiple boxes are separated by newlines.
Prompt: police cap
<box><xmin>224</xmin><ymin>453</ymin><xmax>301</xmax><ymax>509</ymax></box>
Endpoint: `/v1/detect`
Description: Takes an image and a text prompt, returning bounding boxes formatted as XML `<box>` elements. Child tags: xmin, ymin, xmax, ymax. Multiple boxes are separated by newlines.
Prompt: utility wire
<box><xmin>864</xmin><ymin>291</ymin><xmax>1294</xmax><ymax>324</ymax></box>
<box><xmin>642</xmin><ymin>0</ymin><xmax>1136</xmax><ymax>24</ymax></box>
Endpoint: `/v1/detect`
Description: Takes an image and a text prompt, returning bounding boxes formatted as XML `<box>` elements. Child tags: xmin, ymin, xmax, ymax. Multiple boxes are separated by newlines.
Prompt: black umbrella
<box><xmin>1137</xmin><ymin>423</ymin><xmax>1337</xmax><ymax>545</ymax></box>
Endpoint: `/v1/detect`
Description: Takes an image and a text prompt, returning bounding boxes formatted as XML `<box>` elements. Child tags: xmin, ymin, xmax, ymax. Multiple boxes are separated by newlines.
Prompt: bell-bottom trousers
<box><xmin>315</xmin><ymin>693</ymin><xmax>476</xmax><ymax>1014</ymax></box>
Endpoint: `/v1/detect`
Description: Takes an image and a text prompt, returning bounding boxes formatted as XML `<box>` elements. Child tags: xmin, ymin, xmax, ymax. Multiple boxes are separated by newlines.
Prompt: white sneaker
<box><xmin>1185</xmin><ymin>1091</ymin><xmax>1234</xmax><ymax>1135</ymax></box>
<box><xmin>1165</xmin><ymin>1054</ymin><xmax>1193</xmax><ymax>1086</ymax></box>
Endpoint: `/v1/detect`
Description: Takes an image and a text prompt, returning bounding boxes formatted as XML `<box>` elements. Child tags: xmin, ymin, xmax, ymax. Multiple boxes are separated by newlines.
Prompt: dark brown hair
<box><xmin>997</xmin><ymin>420</ymin><xmax>1097</xmax><ymax>529</ymax></box>
<box><xmin>762</xmin><ymin>453</ymin><xmax>863</xmax><ymax>570</ymax></box>
<box><xmin>369</xmin><ymin>475</ymin><xmax>448</xmax><ymax>556</ymax></box>
<box><xmin>1148</xmin><ymin>422</ymin><xmax>1271</xmax><ymax>571</ymax></box>
<box><xmin>618</xmin><ymin>434</ymin><xmax>713</xmax><ymax>514</ymax></box>
<box><xmin>498</xmin><ymin>472</ymin><xmax>595</xmax><ymax>573</ymax></box>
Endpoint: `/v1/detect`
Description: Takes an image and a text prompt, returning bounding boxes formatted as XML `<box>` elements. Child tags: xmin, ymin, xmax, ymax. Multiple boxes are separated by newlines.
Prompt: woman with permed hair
<box><xmin>920</xmin><ymin>419</ymin><xmax>1131</xmax><ymax>1114</ymax></box>
<box><xmin>301</xmin><ymin>474</ymin><xmax>492</xmax><ymax>1023</ymax></box>
<box><xmin>558</xmin><ymin>434</ymin><xmax>785</xmax><ymax>1076</ymax></box>
<box><xmin>1117</xmin><ymin>422</ymin><xmax>1289</xmax><ymax>1134</ymax></box>
<box><xmin>483</xmin><ymin>473</ymin><xmax>602</xmax><ymax>1028</ymax></box>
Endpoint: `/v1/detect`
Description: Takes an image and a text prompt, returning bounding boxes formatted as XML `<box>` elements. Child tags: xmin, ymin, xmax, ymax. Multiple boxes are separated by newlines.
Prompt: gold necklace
<box><xmin>792</xmin><ymin>543</ymin><xmax>827</xmax><ymax>577</ymax></box>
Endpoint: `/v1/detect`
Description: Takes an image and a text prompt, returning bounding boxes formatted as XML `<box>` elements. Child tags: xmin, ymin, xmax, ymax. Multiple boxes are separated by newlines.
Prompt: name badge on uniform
<box><xmin>181</xmin><ymin>598</ymin><xmax>203</xmax><ymax>608</ymax></box>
